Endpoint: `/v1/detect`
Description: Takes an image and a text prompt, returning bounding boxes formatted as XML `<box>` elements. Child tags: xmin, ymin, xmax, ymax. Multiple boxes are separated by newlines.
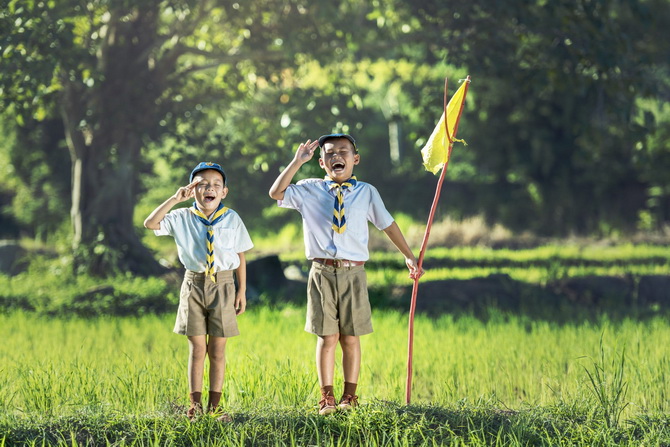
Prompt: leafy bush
<box><xmin>0</xmin><ymin>255</ymin><xmax>177</xmax><ymax>317</ymax></box>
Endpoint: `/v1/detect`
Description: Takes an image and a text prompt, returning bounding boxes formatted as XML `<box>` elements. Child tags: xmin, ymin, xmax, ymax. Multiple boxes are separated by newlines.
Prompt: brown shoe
<box><xmin>186</xmin><ymin>402</ymin><xmax>203</xmax><ymax>420</ymax></box>
<box><xmin>338</xmin><ymin>394</ymin><xmax>359</xmax><ymax>410</ymax></box>
<box><xmin>318</xmin><ymin>393</ymin><xmax>337</xmax><ymax>415</ymax></box>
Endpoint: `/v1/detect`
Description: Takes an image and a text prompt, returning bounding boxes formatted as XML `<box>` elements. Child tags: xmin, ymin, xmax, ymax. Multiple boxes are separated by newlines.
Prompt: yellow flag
<box><xmin>421</xmin><ymin>79</ymin><xmax>469</xmax><ymax>174</ymax></box>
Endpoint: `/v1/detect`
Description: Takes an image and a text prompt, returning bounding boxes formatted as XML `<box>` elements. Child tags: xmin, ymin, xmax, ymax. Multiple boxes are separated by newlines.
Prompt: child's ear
<box><xmin>222</xmin><ymin>186</ymin><xmax>229</xmax><ymax>199</ymax></box>
<box><xmin>318</xmin><ymin>157</ymin><xmax>326</xmax><ymax>169</ymax></box>
<box><xmin>353</xmin><ymin>153</ymin><xmax>360</xmax><ymax>165</ymax></box>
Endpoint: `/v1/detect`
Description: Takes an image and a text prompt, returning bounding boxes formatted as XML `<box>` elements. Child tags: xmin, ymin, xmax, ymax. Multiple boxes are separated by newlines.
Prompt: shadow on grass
<box><xmin>375</xmin><ymin>274</ymin><xmax>670</xmax><ymax>324</ymax></box>
<box><xmin>254</xmin><ymin>271</ymin><xmax>670</xmax><ymax>325</ymax></box>
<box><xmin>3</xmin><ymin>400</ymin><xmax>669</xmax><ymax>446</ymax></box>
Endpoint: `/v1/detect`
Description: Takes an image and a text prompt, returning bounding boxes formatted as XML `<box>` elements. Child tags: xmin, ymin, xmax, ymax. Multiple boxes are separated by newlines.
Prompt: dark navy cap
<box><xmin>190</xmin><ymin>162</ymin><xmax>226</xmax><ymax>184</ymax></box>
<box><xmin>317</xmin><ymin>133</ymin><xmax>357</xmax><ymax>149</ymax></box>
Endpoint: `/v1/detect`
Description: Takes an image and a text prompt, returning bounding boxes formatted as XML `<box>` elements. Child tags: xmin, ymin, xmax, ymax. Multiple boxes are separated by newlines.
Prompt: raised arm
<box><xmin>143</xmin><ymin>177</ymin><xmax>201</xmax><ymax>230</ymax></box>
<box><xmin>268</xmin><ymin>139</ymin><xmax>320</xmax><ymax>200</ymax></box>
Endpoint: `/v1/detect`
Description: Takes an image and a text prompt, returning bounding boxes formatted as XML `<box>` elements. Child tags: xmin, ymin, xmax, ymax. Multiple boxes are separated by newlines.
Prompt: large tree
<box><xmin>2</xmin><ymin>0</ymin><xmax>670</xmax><ymax>269</ymax></box>
<box><xmin>2</xmin><ymin>0</ymin><xmax>202</xmax><ymax>274</ymax></box>
<box><xmin>0</xmin><ymin>0</ymin><xmax>326</xmax><ymax>275</ymax></box>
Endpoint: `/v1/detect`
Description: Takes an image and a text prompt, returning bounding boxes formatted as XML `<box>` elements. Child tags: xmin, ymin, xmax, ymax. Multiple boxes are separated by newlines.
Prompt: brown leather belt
<box><xmin>313</xmin><ymin>258</ymin><xmax>366</xmax><ymax>268</ymax></box>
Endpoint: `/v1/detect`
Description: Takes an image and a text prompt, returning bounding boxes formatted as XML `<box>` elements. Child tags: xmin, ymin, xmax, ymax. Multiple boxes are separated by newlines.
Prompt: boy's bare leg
<box><xmin>187</xmin><ymin>335</ymin><xmax>207</xmax><ymax>418</ymax></box>
<box><xmin>188</xmin><ymin>335</ymin><xmax>208</xmax><ymax>392</ymax></box>
<box><xmin>316</xmin><ymin>334</ymin><xmax>339</xmax><ymax>414</ymax></box>
<box><xmin>339</xmin><ymin>335</ymin><xmax>361</xmax><ymax>383</ymax></box>
<box><xmin>338</xmin><ymin>334</ymin><xmax>361</xmax><ymax>409</ymax></box>
<box><xmin>316</xmin><ymin>334</ymin><xmax>339</xmax><ymax>386</ymax></box>
<box><xmin>207</xmin><ymin>336</ymin><xmax>228</xmax><ymax>392</ymax></box>
<box><xmin>206</xmin><ymin>336</ymin><xmax>230</xmax><ymax>419</ymax></box>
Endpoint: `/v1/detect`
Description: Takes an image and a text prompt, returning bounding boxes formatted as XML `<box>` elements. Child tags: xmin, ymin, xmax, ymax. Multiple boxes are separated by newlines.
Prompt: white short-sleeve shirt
<box><xmin>278</xmin><ymin>179</ymin><xmax>394</xmax><ymax>261</ymax></box>
<box><xmin>154</xmin><ymin>207</ymin><xmax>254</xmax><ymax>272</ymax></box>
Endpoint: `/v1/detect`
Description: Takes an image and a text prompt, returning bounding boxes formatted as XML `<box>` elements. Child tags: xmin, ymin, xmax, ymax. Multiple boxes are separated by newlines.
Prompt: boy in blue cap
<box><xmin>269</xmin><ymin>134</ymin><xmax>423</xmax><ymax>415</ymax></box>
<box><xmin>144</xmin><ymin>162</ymin><xmax>253</xmax><ymax>421</ymax></box>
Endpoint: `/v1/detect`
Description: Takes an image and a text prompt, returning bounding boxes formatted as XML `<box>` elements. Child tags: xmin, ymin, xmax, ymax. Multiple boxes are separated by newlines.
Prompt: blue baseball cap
<box><xmin>190</xmin><ymin>162</ymin><xmax>226</xmax><ymax>184</ymax></box>
<box><xmin>317</xmin><ymin>133</ymin><xmax>357</xmax><ymax>149</ymax></box>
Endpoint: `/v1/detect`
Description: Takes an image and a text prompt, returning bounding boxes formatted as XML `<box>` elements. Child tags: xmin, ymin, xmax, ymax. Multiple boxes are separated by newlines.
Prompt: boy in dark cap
<box><xmin>144</xmin><ymin>162</ymin><xmax>253</xmax><ymax>421</ymax></box>
<box><xmin>269</xmin><ymin>134</ymin><xmax>423</xmax><ymax>414</ymax></box>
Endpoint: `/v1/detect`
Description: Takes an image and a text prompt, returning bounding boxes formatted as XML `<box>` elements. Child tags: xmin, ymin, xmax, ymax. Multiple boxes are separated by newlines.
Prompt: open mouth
<box><xmin>332</xmin><ymin>161</ymin><xmax>345</xmax><ymax>172</ymax></box>
<box><xmin>204</xmin><ymin>194</ymin><xmax>216</xmax><ymax>203</ymax></box>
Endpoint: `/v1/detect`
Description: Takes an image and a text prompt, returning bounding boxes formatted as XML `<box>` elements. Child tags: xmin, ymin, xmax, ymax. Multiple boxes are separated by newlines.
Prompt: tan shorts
<box><xmin>174</xmin><ymin>270</ymin><xmax>240</xmax><ymax>338</ymax></box>
<box><xmin>305</xmin><ymin>262</ymin><xmax>372</xmax><ymax>336</ymax></box>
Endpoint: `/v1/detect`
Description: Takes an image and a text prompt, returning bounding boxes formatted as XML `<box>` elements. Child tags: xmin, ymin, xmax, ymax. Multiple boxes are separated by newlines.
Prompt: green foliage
<box><xmin>393</xmin><ymin>0</ymin><xmax>670</xmax><ymax>234</ymax></box>
<box><xmin>2</xmin><ymin>0</ymin><xmax>670</xmax><ymax>277</ymax></box>
<box><xmin>2</xmin><ymin>114</ymin><xmax>71</xmax><ymax>241</ymax></box>
<box><xmin>0</xmin><ymin>255</ymin><xmax>177</xmax><ymax>316</ymax></box>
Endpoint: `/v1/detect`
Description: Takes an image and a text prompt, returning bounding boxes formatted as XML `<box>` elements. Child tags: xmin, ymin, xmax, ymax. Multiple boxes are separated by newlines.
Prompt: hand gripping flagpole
<box><xmin>405</xmin><ymin>75</ymin><xmax>471</xmax><ymax>404</ymax></box>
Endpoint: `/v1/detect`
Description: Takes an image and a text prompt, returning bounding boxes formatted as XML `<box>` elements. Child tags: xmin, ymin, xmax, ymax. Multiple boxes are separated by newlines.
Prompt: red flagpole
<box><xmin>405</xmin><ymin>75</ymin><xmax>470</xmax><ymax>404</ymax></box>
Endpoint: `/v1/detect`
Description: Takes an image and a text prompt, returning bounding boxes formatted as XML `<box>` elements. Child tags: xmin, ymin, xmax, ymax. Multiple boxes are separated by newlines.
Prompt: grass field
<box><xmin>324</xmin><ymin>244</ymin><xmax>670</xmax><ymax>286</ymax></box>
<box><xmin>1</xmin><ymin>308</ymin><xmax>669</xmax><ymax>445</ymax></box>
<box><xmin>1</xmin><ymin>241</ymin><xmax>668</xmax><ymax>444</ymax></box>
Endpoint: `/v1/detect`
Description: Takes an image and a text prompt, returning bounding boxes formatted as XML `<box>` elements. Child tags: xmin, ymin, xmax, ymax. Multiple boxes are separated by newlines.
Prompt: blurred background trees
<box><xmin>1</xmin><ymin>0</ymin><xmax>669</xmax><ymax>275</ymax></box>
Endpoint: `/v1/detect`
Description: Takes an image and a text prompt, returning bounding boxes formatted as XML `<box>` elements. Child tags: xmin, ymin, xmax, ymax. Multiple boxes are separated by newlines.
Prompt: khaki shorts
<box><xmin>305</xmin><ymin>262</ymin><xmax>373</xmax><ymax>336</ymax></box>
<box><xmin>174</xmin><ymin>270</ymin><xmax>240</xmax><ymax>338</ymax></box>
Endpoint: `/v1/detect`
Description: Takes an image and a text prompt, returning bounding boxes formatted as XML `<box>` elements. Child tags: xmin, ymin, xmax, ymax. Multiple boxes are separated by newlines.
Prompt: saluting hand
<box><xmin>293</xmin><ymin>139</ymin><xmax>319</xmax><ymax>165</ymax></box>
<box><xmin>172</xmin><ymin>177</ymin><xmax>202</xmax><ymax>202</ymax></box>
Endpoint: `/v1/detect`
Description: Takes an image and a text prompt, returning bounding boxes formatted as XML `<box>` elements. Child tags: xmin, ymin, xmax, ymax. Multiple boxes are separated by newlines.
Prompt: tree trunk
<box><xmin>60</xmin><ymin>4</ymin><xmax>167</xmax><ymax>276</ymax></box>
<box><xmin>62</xmin><ymin>91</ymin><xmax>165</xmax><ymax>276</ymax></box>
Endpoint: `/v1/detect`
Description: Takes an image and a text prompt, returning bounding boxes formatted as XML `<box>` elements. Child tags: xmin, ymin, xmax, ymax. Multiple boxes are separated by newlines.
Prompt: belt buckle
<box><xmin>332</xmin><ymin>259</ymin><xmax>343</xmax><ymax>268</ymax></box>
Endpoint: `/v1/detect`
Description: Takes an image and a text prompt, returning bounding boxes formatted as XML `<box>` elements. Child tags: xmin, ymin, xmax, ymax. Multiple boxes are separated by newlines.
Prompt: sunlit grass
<box><xmin>275</xmin><ymin>243</ymin><xmax>670</xmax><ymax>287</ymax></box>
<box><xmin>1</xmin><ymin>241</ymin><xmax>669</xmax><ymax>444</ymax></box>
<box><xmin>370</xmin><ymin>243</ymin><xmax>670</xmax><ymax>263</ymax></box>
<box><xmin>280</xmin><ymin>243</ymin><xmax>669</xmax><ymax>264</ymax></box>
<box><xmin>366</xmin><ymin>263</ymin><xmax>670</xmax><ymax>286</ymax></box>
<box><xmin>2</xmin><ymin>309</ymin><xmax>670</xmax><ymax>444</ymax></box>
<box><xmin>2</xmin><ymin>309</ymin><xmax>669</xmax><ymax>417</ymax></box>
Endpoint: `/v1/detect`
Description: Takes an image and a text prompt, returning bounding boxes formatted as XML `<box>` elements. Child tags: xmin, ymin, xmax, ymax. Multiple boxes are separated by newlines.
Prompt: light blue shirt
<box><xmin>279</xmin><ymin>179</ymin><xmax>394</xmax><ymax>261</ymax></box>
<box><xmin>155</xmin><ymin>207</ymin><xmax>253</xmax><ymax>272</ymax></box>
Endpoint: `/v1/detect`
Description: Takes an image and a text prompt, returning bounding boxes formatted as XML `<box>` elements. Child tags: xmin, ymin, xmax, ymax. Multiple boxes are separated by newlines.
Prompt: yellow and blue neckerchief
<box><xmin>324</xmin><ymin>176</ymin><xmax>357</xmax><ymax>234</ymax></box>
<box><xmin>189</xmin><ymin>202</ymin><xmax>229</xmax><ymax>282</ymax></box>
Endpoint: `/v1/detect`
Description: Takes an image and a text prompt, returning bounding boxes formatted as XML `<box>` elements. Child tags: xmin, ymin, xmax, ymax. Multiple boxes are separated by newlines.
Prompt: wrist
<box><xmin>289</xmin><ymin>158</ymin><xmax>306</xmax><ymax>169</ymax></box>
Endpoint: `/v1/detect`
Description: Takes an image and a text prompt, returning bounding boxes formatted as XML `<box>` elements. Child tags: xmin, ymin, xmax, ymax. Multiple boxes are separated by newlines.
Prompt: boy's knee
<box><xmin>319</xmin><ymin>333</ymin><xmax>340</xmax><ymax>347</ymax></box>
<box><xmin>188</xmin><ymin>337</ymin><xmax>207</xmax><ymax>357</ymax></box>
<box><xmin>339</xmin><ymin>334</ymin><xmax>360</xmax><ymax>348</ymax></box>
<box><xmin>207</xmin><ymin>337</ymin><xmax>227</xmax><ymax>361</ymax></box>
<box><xmin>208</xmin><ymin>346</ymin><xmax>226</xmax><ymax>362</ymax></box>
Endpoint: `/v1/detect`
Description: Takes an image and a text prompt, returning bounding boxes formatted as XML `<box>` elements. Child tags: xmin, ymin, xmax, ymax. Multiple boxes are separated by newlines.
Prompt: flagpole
<box><xmin>405</xmin><ymin>75</ymin><xmax>470</xmax><ymax>405</ymax></box>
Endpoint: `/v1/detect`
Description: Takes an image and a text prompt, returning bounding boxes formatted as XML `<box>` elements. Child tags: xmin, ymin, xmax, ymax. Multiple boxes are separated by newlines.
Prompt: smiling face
<box><xmin>318</xmin><ymin>137</ymin><xmax>360</xmax><ymax>183</ymax></box>
<box><xmin>193</xmin><ymin>169</ymin><xmax>228</xmax><ymax>215</ymax></box>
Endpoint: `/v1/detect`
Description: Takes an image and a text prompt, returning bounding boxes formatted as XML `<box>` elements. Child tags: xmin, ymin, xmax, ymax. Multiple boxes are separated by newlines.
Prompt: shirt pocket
<box><xmin>214</xmin><ymin>227</ymin><xmax>236</xmax><ymax>250</ymax></box>
<box><xmin>343</xmin><ymin>203</ymin><xmax>369</xmax><ymax>234</ymax></box>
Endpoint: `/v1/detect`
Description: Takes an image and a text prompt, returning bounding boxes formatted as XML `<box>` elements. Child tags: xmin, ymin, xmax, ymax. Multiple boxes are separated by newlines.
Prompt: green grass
<box><xmin>365</xmin><ymin>263</ymin><xmax>670</xmax><ymax>286</ymax></box>
<box><xmin>1</xmin><ymin>309</ymin><xmax>670</xmax><ymax>445</ymax></box>
<box><xmin>0</xmin><ymin>242</ymin><xmax>668</xmax><ymax>444</ymax></box>
<box><xmin>313</xmin><ymin>243</ymin><xmax>668</xmax><ymax>286</ymax></box>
